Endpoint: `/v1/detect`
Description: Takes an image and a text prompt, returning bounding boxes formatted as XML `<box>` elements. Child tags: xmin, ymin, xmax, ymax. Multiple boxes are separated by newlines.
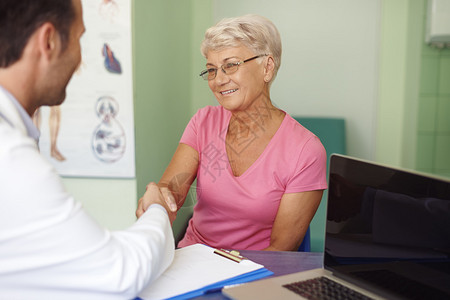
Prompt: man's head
<box><xmin>0</xmin><ymin>0</ymin><xmax>85</xmax><ymax>114</ymax></box>
<box><xmin>0</xmin><ymin>0</ymin><xmax>75</xmax><ymax>68</ymax></box>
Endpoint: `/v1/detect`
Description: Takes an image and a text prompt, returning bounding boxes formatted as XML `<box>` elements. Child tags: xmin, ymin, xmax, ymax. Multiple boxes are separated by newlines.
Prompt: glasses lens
<box><xmin>223</xmin><ymin>62</ymin><xmax>239</xmax><ymax>75</ymax></box>
<box><xmin>200</xmin><ymin>68</ymin><xmax>217</xmax><ymax>80</ymax></box>
<box><xmin>208</xmin><ymin>69</ymin><xmax>217</xmax><ymax>80</ymax></box>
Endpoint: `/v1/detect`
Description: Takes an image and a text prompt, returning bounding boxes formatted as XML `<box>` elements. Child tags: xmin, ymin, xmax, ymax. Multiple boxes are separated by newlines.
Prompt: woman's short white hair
<box><xmin>201</xmin><ymin>14</ymin><xmax>282</xmax><ymax>80</ymax></box>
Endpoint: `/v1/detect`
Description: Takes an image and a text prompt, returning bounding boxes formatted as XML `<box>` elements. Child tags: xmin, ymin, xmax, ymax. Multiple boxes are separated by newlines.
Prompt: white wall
<box><xmin>213</xmin><ymin>0</ymin><xmax>381</xmax><ymax>160</ymax></box>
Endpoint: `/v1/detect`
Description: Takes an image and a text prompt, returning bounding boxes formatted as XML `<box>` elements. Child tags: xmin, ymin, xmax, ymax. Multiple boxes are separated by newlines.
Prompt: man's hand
<box><xmin>136</xmin><ymin>182</ymin><xmax>177</xmax><ymax>223</ymax></box>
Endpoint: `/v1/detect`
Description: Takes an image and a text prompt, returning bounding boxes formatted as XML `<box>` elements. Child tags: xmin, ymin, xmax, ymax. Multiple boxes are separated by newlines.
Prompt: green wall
<box><xmin>377</xmin><ymin>0</ymin><xmax>450</xmax><ymax>180</ymax></box>
<box><xmin>133</xmin><ymin>0</ymin><xmax>211</xmax><ymax>195</ymax></box>
<box><xmin>416</xmin><ymin>2</ymin><xmax>450</xmax><ymax>178</ymax></box>
<box><xmin>190</xmin><ymin>1</ymin><xmax>215</xmax><ymax>116</ymax></box>
<box><xmin>133</xmin><ymin>0</ymin><xmax>212</xmax><ymax>236</ymax></box>
<box><xmin>377</xmin><ymin>0</ymin><xmax>414</xmax><ymax>167</ymax></box>
<box><xmin>417</xmin><ymin>46</ymin><xmax>450</xmax><ymax>178</ymax></box>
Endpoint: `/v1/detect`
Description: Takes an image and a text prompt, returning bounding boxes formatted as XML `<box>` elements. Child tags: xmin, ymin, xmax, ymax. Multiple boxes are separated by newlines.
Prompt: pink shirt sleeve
<box><xmin>285</xmin><ymin>134</ymin><xmax>328</xmax><ymax>193</ymax></box>
<box><xmin>179</xmin><ymin>110</ymin><xmax>199</xmax><ymax>152</ymax></box>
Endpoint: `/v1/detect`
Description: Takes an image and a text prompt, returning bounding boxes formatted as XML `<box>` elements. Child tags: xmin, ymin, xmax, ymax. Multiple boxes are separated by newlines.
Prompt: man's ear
<box><xmin>36</xmin><ymin>22</ymin><xmax>59</xmax><ymax>61</ymax></box>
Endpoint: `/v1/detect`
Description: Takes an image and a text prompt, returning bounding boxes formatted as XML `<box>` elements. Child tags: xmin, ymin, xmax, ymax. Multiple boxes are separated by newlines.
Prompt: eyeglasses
<box><xmin>199</xmin><ymin>54</ymin><xmax>268</xmax><ymax>81</ymax></box>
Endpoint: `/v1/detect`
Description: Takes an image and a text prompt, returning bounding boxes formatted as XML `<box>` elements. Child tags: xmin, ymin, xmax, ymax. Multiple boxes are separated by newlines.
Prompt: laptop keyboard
<box><xmin>283</xmin><ymin>276</ymin><xmax>373</xmax><ymax>300</ymax></box>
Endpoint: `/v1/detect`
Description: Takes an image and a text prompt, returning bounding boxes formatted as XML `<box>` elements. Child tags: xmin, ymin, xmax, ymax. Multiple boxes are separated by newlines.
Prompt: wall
<box><xmin>376</xmin><ymin>0</ymin><xmax>424</xmax><ymax>170</ymax></box>
<box><xmin>133</xmin><ymin>0</ymin><xmax>193</xmax><ymax>196</ymax></box>
<box><xmin>62</xmin><ymin>177</ymin><xmax>137</xmax><ymax>230</ymax></box>
<box><xmin>190</xmin><ymin>1</ymin><xmax>215</xmax><ymax>116</ymax></box>
<box><xmin>417</xmin><ymin>2</ymin><xmax>450</xmax><ymax>178</ymax></box>
<box><xmin>377</xmin><ymin>0</ymin><xmax>450</xmax><ymax>179</ymax></box>
<box><xmin>376</xmin><ymin>0</ymin><xmax>410</xmax><ymax>167</ymax></box>
<box><xmin>211</xmin><ymin>0</ymin><xmax>381</xmax><ymax>161</ymax></box>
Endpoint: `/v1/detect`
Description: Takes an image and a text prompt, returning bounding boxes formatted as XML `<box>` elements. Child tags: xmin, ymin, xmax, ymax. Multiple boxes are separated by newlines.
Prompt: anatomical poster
<box><xmin>36</xmin><ymin>0</ymin><xmax>135</xmax><ymax>178</ymax></box>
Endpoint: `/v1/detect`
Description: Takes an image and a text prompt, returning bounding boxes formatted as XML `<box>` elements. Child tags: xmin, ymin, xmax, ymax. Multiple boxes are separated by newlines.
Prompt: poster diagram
<box><xmin>92</xmin><ymin>95</ymin><xmax>126</xmax><ymax>163</ymax></box>
<box><xmin>37</xmin><ymin>0</ymin><xmax>135</xmax><ymax>178</ymax></box>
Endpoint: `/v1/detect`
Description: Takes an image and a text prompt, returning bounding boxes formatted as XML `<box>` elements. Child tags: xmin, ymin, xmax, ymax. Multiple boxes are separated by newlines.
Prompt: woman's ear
<box><xmin>263</xmin><ymin>56</ymin><xmax>275</xmax><ymax>83</ymax></box>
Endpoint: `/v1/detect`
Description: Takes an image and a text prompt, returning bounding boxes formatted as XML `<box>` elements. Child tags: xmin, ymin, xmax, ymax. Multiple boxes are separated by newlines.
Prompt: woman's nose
<box><xmin>214</xmin><ymin>68</ymin><xmax>230</xmax><ymax>85</ymax></box>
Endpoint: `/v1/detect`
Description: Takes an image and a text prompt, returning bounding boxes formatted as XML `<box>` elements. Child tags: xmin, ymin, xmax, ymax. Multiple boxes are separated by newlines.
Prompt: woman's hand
<box><xmin>136</xmin><ymin>182</ymin><xmax>178</xmax><ymax>223</ymax></box>
<box><xmin>136</xmin><ymin>143</ymin><xmax>199</xmax><ymax>226</ymax></box>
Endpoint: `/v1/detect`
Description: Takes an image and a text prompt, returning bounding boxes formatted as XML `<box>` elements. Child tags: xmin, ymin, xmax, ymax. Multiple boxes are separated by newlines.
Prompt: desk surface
<box><xmin>192</xmin><ymin>250</ymin><xmax>323</xmax><ymax>299</ymax></box>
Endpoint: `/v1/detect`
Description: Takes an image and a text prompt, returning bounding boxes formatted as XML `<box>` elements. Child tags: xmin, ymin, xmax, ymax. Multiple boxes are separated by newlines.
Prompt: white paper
<box><xmin>139</xmin><ymin>244</ymin><xmax>264</xmax><ymax>300</ymax></box>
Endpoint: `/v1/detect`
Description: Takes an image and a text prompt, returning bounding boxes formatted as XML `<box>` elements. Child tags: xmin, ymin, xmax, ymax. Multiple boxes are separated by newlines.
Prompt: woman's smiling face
<box><xmin>206</xmin><ymin>45</ymin><xmax>269</xmax><ymax>113</ymax></box>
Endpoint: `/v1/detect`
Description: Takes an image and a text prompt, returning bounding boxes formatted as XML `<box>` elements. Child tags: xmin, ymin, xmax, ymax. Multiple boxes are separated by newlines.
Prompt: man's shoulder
<box><xmin>0</xmin><ymin>120</ymin><xmax>36</xmax><ymax>157</ymax></box>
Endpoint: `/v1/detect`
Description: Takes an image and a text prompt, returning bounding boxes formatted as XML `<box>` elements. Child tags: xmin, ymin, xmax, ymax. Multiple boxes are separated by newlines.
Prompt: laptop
<box><xmin>224</xmin><ymin>154</ymin><xmax>450</xmax><ymax>300</ymax></box>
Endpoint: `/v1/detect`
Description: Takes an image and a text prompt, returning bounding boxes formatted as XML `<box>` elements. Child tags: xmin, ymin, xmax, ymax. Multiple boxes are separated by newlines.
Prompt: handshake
<box><xmin>136</xmin><ymin>182</ymin><xmax>178</xmax><ymax>224</ymax></box>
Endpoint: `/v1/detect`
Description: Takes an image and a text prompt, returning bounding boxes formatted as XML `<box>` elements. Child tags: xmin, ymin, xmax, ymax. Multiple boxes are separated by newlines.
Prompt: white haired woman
<box><xmin>137</xmin><ymin>14</ymin><xmax>327</xmax><ymax>251</ymax></box>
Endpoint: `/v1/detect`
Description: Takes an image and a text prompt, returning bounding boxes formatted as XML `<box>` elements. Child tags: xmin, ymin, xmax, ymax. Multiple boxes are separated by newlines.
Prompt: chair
<box><xmin>293</xmin><ymin>117</ymin><xmax>346</xmax><ymax>252</ymax></box>
<box><xmin>297</xmin><ymin>227</ymin><xmax>311</xmax><ymax>252</ymax></box>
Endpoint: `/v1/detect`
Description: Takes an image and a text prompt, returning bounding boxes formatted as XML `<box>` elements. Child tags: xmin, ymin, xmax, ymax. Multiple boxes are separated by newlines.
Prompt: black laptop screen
<box><xmin>324</xmin><ymin>155</ymin><xmax>450</xmax><ymax>297</ymax></box>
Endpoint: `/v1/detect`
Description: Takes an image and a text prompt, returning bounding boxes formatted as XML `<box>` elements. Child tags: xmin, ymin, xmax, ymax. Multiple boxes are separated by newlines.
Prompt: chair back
<box><xmin>293</xmin><ymin>117</ymin><xmax>346</xmax><ymax>252</ymax></box>
<box><xmin>297</xmin><ymin>227</ymin><xmax>311</xmax><ymax>252</ymax></box>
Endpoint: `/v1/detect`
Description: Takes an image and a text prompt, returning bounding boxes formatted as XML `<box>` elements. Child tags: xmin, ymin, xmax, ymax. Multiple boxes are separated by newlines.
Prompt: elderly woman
<box><xmin>138</xmin><ymin>14</ymin><xmax>327</xmax><ymax>251</ymax></box>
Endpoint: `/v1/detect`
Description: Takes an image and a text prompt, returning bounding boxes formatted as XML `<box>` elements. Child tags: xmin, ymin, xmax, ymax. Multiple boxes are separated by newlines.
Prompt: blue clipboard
<box><xmin>136</xmin><ymin>244</ymin><xmax>274</xmax><ymax>300</ymax></box>
<box><xmin>166</xmin><ymin>267</ymin><xmax>273</xmax><ymax>300</ymax></box>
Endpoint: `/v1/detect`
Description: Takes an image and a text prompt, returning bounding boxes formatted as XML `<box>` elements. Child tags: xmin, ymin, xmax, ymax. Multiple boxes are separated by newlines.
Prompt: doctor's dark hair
<box><xmin>0</xmin><ymin>0</ymin><xmax>76</xmax><ymax>68</ymax></box>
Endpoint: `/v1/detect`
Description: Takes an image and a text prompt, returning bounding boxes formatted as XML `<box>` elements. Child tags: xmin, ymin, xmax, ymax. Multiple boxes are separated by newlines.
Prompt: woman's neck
<box><xmin>228</xmin><ymin>99</ymin><xmax>283</xmax><ymax>136</ymax></box>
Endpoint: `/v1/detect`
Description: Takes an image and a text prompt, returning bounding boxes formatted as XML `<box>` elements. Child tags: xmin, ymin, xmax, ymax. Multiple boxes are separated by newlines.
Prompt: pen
<box><xmin>213</xmin><ymin>249</ymin><xmax>245</xmax><ymax>263</ymax></box>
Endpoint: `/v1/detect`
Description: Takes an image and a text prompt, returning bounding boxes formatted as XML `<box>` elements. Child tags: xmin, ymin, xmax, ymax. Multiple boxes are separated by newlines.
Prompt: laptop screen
<box><xmin>324</xmin><ymin>155</ymin><xmax>450</xmax><ymax>297</ymax></box>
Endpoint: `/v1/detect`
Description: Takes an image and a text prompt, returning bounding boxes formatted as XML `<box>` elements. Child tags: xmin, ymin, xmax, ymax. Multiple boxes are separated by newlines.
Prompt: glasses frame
<box><xmin>199</xmin><ymin>54</ymin><xmax>268</xmax><ymax>81</ymax></box>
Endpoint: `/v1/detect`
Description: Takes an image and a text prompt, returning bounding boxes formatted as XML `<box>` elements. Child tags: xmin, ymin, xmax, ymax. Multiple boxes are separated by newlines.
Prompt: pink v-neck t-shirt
<box><xmin>177</xmin><ymin>106</ymin><xmax>327</xmax><ymax>250</ymax></box>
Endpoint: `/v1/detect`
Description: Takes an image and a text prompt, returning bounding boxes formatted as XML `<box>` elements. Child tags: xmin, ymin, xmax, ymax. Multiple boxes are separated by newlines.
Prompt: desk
<box><xmin>192</xmin><ymin>251</ymin><xmax>323</xmax><ymax>299</ymax></box>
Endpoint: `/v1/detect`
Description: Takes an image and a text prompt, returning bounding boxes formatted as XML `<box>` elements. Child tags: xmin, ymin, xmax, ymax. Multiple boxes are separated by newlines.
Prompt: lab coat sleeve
<box><xmin>0</xmin><ymin>120</ymin><xmax>175</xmax><ymax>299</ymax></box>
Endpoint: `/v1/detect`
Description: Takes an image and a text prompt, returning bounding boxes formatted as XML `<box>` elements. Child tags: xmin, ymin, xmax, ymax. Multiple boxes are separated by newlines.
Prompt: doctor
<box><xmin>0</xmin><ymin>0</ymin><xmax>176</xmax><ymax>299</ymax></box>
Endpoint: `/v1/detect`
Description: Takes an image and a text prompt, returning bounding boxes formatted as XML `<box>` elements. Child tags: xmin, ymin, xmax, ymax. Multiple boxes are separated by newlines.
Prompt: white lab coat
<box><xmin>0</xmin><ymin>88</ymin><xmax>175</xmax><ymax>299</ymax></box>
